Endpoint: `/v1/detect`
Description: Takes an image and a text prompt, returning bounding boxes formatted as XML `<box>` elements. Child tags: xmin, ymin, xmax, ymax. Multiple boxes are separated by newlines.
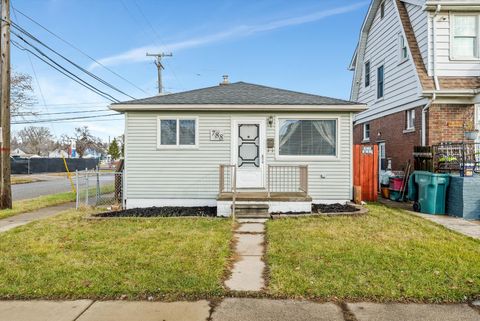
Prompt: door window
<box><xmin>238</xmin><ymin>124</ymin><xmax>260</xmax><ymax>167</ymax></box>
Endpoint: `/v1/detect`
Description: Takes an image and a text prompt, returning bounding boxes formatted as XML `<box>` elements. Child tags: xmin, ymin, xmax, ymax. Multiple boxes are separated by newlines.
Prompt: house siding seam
<box><xmin>353</xmin><ymin>106</ymin><xmax>423</xmax><ymax>171</ymax></box>
<box><xmin>125</xmin><ymin>111</ymin><xmax>353</xmax><ymax>203</ymax></box>
<box><xmin>355</xmin><ymin>0</ymin><xmax>423</xmax><ymax>124</ymax></box>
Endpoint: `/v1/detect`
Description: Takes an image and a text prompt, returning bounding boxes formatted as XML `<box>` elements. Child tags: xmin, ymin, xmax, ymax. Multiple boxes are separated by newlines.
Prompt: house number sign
<box><xmin>210</xmin><ymin>129</ymin><xmax>224</xmax><ymax>141</ymax></box>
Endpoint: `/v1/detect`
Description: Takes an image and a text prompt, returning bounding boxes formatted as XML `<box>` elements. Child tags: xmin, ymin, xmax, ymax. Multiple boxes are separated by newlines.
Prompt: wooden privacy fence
<box><xmin>413</xmin><ymin>146</ymin><xmax>433</xmax><ymax>172</ymax></box>
<box><xmin>353</xmin><ymin>145</ymin><xmax>378</xmax><ymax>202</ymax></box>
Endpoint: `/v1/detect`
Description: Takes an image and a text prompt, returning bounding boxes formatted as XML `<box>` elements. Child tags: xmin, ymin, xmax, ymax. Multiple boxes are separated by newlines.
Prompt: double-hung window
<box><xmin>406</xmin><ymin>109</ymin><xmax>415</xmax><ymax>130</ymax></box>
<box><xmin>365</xmin><ymin>61</ymin><xmax>371</xmax><ymax>87</ymax></box>
<box><xmin>363</xmin><ymin>123</ymin><xmax>371</xmax><ymax>141</ymax></box>
<box><xmin>158</xmin><ymin>117</ymin><xmax>197</xmax><ymax>148</ymax></box>
<box><xmin>277</xmin><ymin>119</ymin><xmax>337</xmax><ymax>158</ymax></box>
<box><xmin>377</xmin><ymin>65</ymin><xmax>384</xmax><ymax>99</ymax></box>
<box><xmin>452</xmin><ymin>15</ymin><xmax>479</xmax><ymax>59</ymax></box>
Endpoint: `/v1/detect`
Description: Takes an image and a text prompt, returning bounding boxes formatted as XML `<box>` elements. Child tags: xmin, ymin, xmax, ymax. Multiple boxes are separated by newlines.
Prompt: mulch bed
<box><xmin>94</xmin><ymin>206</ymin><xmax>217</xmax><ymax>218</ymax></box>
<box><xmin>312</xmin><ymin>203</ymin><xmax>360</xmax><ymax>214</ymax></box>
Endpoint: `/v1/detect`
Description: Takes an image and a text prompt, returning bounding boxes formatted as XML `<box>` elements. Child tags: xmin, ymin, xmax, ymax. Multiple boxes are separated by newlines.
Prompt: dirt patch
<box><xmin>94</xmin><ymin>206</ymin><xmax>217</xmax><ymax>218</ymax></box>
<box><xmin>312</xmin><ymin>203</ymin><xmax>360</xmax><ymax>214</ymax></box>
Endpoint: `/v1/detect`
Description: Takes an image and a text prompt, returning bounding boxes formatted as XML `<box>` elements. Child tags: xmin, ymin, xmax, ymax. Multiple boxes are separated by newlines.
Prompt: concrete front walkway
<box><xmin>0</xmin><ymin>202</ymin><xmax>74</xmax><ymax>233</ymax></box>
<box><xmin>0</xmin><ymin>299</ymin><xmax>479</xmax><ymax>321</ymax></box>
<box><xmin>224</xmin><ymin>218</ymin><xmax>266</xmax><ymax>292</ymax></box>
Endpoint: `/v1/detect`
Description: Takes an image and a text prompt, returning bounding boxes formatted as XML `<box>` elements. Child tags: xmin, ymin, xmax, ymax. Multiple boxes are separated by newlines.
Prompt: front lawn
<box><xmin>266</xmin><ymin>204</ymin><xmax>480</xmax><ymax>302</ymax></box>
<box><xmin>0</xmin><ymin>208</ymin><xmax>231</xmax><ymax>299</ymax></box>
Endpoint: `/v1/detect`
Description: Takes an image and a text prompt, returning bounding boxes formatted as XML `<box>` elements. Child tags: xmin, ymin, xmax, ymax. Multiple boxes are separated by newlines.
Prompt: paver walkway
<box><xmin>0</xmin><ymin>299</ymin><xmax>479</xmax><ymax>321</ymax></box>
<box><xmin>224</xmin><ymin>218</ymin><xmax>266</xmax><ymax>292</ymax></box>
<box><xmin>0</xmin><ymin>202</ymin><xmax>74</xmax><ymax>233</ymax></box>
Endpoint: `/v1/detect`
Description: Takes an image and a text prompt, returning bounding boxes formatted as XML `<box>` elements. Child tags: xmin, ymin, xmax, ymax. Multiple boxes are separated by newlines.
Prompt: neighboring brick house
<box><xmin>349</xmin><ymin>0</ymin><xmax>480</xmax><ymax>172</ymax></box>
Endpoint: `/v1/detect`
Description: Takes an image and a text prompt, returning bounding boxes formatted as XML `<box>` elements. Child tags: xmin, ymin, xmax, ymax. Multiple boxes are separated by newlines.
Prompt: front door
<box><xmin>233</xmin><ymin>119</ymin><xmax>265</xmax><ymax>188</ymax></box>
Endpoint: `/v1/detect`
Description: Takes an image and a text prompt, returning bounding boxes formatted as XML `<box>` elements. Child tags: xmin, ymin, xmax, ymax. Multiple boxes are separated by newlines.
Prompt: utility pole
<box><xmin>0</xmin><ymin>0</ymin><xmax>11</xmax><ymax>209</ymax></box>
<box><xmin>146</xmin><ymin>52</ymin><xmax>172</xmax><ymax>94</ymax></box>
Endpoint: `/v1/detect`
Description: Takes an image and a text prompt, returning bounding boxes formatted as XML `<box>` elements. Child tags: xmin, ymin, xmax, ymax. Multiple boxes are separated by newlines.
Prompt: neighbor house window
<box><xmin>363</xmin><ymin>123</ymin><xmax>371</xmax><ymax>141</ymax></box>
<box><xmin>406</xmin><ymin>109</ymin><xmax>415</xmax><ymax>130</ymax></box>
<box><xmin>365</xmin><ymin>61</ymin><xmax>371</xmax><ymax>87</ymax></box>
<box><xmin>399</xmin><ymin>33</ymin><xmax>408</xmax><ymax>61</ymax></box>
<box><xmin>158</xmin><ymin>117</ymin><xmax>197</xmax><ymax>147</ymax></box>
<box><xmin>380</xmin><ymin>1</ymin><xmax>385</xmax><ymax>19</ymax></box>
<box><xmin>377</xmin><ymin>65</ymin><xmax>384</xmax><ymax>99</ymax></box>
<box><xmin>278</xmin><ymin>119</ymin><xmax>336</xmax><ymax>157</ymax></box>
<box><xmin>452</xmin><ymin>15</ymin><xmax>479</xmax><ymax>59</ymax></box>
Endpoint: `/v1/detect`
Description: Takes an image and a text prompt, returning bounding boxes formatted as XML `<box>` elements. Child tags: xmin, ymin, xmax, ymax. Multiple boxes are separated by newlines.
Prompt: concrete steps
<box><xmin>233</xmin><ymin>204</ymin><xmax>270</xmax><ymax>219</ymax></box>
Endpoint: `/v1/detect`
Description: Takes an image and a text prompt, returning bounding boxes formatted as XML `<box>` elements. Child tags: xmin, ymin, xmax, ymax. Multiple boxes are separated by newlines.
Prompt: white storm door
<box><xmin>233</xmin><ymin>119</ymin><xmax>265</xmax><ymax>188</ymax></box>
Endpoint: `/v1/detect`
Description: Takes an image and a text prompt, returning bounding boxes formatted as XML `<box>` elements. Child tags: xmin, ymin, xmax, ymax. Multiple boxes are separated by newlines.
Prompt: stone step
<box><xmin>233</xmin><ymin>204</ymin><xmax>270</xmax><ymax>219</ymax></box>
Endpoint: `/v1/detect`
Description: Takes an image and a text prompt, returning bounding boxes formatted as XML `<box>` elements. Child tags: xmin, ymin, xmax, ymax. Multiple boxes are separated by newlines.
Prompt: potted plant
<box><xmin>464</xmin><ymin>120</ymin><xmax>479</xmax><ymax>140</ymax></box>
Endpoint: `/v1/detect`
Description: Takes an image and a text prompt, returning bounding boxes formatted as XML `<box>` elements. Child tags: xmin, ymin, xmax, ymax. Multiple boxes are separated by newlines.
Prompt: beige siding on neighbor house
<box><xmin>125</xmin><ymin>111</ymin><xmax>353</xmax><ymax>202</ymax></box>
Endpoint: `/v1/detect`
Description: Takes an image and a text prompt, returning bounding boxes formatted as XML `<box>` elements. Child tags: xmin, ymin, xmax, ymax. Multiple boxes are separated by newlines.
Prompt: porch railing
<box><xmin>219</xmin><ymin>164</ymin><xmax>237</xmax><ymax>218</ymax></box>
<box><xmin>267</xmin><ymin>165</ymin><xmax>308</xmax><ymax>197</ymax></box>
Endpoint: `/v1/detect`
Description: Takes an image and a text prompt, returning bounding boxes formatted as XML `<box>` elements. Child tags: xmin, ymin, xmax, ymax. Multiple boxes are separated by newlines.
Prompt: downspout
<box><xmin>422</xmin><ymin>4</ymin><xmax>441</xmax><ymax>146</ymax></box>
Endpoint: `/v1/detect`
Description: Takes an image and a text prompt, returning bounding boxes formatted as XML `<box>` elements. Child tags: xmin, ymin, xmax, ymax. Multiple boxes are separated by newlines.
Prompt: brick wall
<box><xmin>427</xmin><ymin>104</ymin><xmax>475</xmax><ymax>145</ymax></box>
<box><xmin>353</xmin><ymin>106</ymin><xmax>423</xmax><ymax>171</ymax></box>
<box><xmin>353</xmin><ymin>104</ymin><xmax>475</xmax><ymax>171</ymax></box>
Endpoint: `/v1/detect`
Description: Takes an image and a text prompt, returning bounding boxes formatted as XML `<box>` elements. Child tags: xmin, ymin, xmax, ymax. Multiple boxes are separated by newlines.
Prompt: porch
<box><xmin>217</xmin><ymin>164</ymin><xmax>312</xmax><ymax>217</ymax></box>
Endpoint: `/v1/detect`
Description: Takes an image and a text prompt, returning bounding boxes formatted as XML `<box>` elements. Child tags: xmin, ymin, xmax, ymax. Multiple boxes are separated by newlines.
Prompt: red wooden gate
<box><xmin>353</xmin><ymin>144</ymin><xmax>378</xmax><ymax>202</ymax></box>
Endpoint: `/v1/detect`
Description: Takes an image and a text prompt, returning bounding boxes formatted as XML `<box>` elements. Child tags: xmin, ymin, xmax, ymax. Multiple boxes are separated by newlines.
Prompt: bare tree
<box><xmin>11</xmin><ymin>71</ymin><xmax>37</xmax><ymax>117</ymax></box>
<box><xmin>73</xmin><ymin>126</ymin><xmax>105</xmax><ymax>158</ymax></box>
<box><xmin>17</xmin><ymin>126</ymin><xmax>54</xmax><ymax>156</ymax></box>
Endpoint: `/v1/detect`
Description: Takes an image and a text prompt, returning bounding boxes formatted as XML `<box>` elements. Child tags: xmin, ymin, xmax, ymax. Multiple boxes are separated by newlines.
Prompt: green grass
<box><xmin>0</xmin><ymin>191</ymin><xmax>76</xmax><ymax>220</ymax></box>
<box><xmin>11</xmin><ymin>177</ymin><xmax>39</xmax><ymax>185</ymax></box>
<box><xmin>0</xmin><ymin>208</ymin><xmax>232</xmax><ymax>299</ymax></box>
<box><xmin>0</xmin><ymin>184</ymin><xmax>115</xmax><ymax>220</ymax></box>
<box><xmin>266</xmin><ymin>204</ymin><xmax>480</xmax><ymax>303</ymax></box>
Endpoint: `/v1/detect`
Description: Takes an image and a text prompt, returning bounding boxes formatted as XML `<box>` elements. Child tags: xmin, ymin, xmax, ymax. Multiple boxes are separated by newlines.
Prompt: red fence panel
<box><xmin>353</xmin><ymin>145</ymin><xmax>378</xmax><ymax>202</ymax></box>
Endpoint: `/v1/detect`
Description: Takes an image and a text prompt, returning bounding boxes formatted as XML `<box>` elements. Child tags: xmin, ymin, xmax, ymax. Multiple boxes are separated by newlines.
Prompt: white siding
<box><xmin>355</xmin><ymin>0</ymin><xmax>423</xmax><ymax>123</ymax></box>
<box><xmin>406</xmin><ymin>3</ymin><xmax>428</xmax><ymax>69</ymax></box>
<box><xmin>429</xmin><ymin>11</ymin><xmax>480</xmax><ymax>77</ymax></box>
<box><xmin>125</xmin><ymin>111</ymin><xmax>353</xmax><ymax>203</ymax></box>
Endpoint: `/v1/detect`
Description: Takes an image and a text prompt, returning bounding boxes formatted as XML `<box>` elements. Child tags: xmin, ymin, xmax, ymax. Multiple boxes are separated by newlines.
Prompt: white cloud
<box><xmin>90</xmin><ymin>2</ymin><xmax>368</xmax><ymax>69</ymax></box>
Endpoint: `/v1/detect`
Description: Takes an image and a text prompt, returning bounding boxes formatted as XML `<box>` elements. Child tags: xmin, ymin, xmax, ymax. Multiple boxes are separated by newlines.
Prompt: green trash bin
<box><xmin>412</xmin><ymin>171</ymin><xmax>450</xmax><ymax>215</ymax></box>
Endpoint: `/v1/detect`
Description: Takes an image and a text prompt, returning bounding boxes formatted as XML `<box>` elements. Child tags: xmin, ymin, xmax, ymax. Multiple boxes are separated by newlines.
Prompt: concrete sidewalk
<box><xmin>0</xmin><ymin>299</ymin><xmax>478</xmax><ymax>321</ymax></box>
<box><xmin>0</xmin><ymin>202</ymin><xmax>74</xmax><ymax>233</ymax></box>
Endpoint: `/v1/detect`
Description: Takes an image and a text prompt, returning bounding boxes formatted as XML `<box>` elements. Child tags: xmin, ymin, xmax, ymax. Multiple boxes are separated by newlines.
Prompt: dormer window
<box><xmin>452</xmin><ymin>15</ymin><xmax>479</xmax><ymax>59</ymax></box>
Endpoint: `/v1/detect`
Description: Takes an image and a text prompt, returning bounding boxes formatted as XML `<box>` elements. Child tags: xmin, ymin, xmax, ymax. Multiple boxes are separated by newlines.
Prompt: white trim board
<box><xmin>126</xmin><ymin>198</ymin><xmax>217</xmax><ymax>209</ymax></box>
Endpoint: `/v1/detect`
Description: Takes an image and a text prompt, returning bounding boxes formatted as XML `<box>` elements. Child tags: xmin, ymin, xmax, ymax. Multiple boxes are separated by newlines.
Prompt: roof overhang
<box><xmin>110</xmin><ymin>104</ymin><xmax>368</xmax><ymax>113</ymax></box>
<box><xmin>423</xmin><ymin>89</ymin><xmax>480</xmax><ymax>104</ymax></box>
<box><xmin>425</xmin><ymin>2</ymin><xmax>480</xmax><ymax>11</ymax></box>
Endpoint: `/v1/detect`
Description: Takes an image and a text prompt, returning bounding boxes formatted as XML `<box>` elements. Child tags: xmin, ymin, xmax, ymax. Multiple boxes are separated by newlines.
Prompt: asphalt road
<box><xmin>12</xmin><ymin>174</ymin><xmax>114</xmax><ymax>201</ymax></box>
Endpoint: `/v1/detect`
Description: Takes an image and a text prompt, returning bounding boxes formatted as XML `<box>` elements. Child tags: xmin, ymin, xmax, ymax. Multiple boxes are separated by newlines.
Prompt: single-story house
<box><xmin>110</xmin><ymin>79</ymin><xmax>366</xmax><ymax>216</ymax></box>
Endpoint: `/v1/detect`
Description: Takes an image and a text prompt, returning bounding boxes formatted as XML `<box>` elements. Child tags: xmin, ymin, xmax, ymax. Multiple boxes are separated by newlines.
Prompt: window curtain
<box><xmin>279</xmin><ymin>120</ymin><xmax>336</xmax><ymax>156</ymax></box>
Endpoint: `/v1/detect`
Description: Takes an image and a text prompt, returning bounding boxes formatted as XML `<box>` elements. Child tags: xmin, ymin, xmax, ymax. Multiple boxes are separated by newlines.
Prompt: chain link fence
<box><xmin>75</xmin><ymin>169</ymin><xmax>123</xmax><ymax>209</ymax></box>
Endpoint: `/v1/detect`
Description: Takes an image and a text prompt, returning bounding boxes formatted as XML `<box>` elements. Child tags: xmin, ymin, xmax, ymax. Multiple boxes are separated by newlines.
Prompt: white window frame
<box><xmin>398</xmin><ymin>32</ymin><xmax>408</xmax><ymax>63</ymax></box>
<box><xmin>376</xmin><ymin>65</ymin><xmax>385</xmax><ymax>100</ymax></box>
<box><xmin>450</xmin><ymin>13</ymin><xmax>480</xmax><ymax>61</ymax></box>
<box><xmin>363</xmin><ymin>123</ymin><xmax>371</xmax><ymax>142</ymax></box>
<box><xmin>406</xmin><ymin>109</ymin><xmax>415</xmax><ymax>131</ymax></box>
<box><xmin>365</xmin><ymin>61</ymin><xmax>371</xmax><ymax>87</ymax></box>
<box><xmin>157</xmin><ymin>116</ymin><xmax>199</xmax><ymax>149</ymax></box>
<box><xmin>275</xmin><ymin>116</ymin><xmax>339</xmax><ymax>161</ymax></box>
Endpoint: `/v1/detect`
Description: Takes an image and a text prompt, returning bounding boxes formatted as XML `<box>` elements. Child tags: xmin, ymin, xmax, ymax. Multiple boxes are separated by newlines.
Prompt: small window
<box><xmin>377</xmin><ymin>65</ymin><xmax>384</xmax><ymax>99</ymax></box>
<box><xmin>158</xmin><ymin>117</ymin><xmax>197</xmax><ymax>148</ymax></box>
<box><xmin>380</xmin><ymin>1</ymin><xmax>385</xmax><ymax>19</ymax></box>
<box><xmin>278</xmin><ymin>119</ymin><xmax>336</xmax><ymax>157</ymax></box>
<box><xmin>365</xmin><ymin>61</ymin><xmax>371</xmax><ymax>87</ymax></box>
<box><xmin>399</xmin><ymin>33</ymin><xmax>408</xmax><ymax>61</ymax></box>
<box><xmin>363</xmin><ymin>123</ymin><xmax>371</xmax><ymax>141</ymax></box>
<box><xmin>406</xmin><ymin>109</ymin><xmax>415</xmax><ymax>130</ymax></box>
<box><xmin>452</xmin><ymin>15</ymin><xmax>479</xmax><ymax>59</ymax></box>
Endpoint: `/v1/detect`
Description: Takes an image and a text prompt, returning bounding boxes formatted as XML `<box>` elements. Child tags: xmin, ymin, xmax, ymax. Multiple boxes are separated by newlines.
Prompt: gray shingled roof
<box><xmin>113</xmin><ymin>82</ymin><xmax>357</xmax><ymax>105</ymax></box>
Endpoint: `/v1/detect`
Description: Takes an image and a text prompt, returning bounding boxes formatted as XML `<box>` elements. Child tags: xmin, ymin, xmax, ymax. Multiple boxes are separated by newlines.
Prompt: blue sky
<box><xmin>12</xmin><ymin>0</ymin><xmax>368</xmax><ymax>141</ymax></box>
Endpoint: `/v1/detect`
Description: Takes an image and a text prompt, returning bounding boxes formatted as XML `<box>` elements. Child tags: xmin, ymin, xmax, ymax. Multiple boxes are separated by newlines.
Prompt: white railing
<box><xmin>267</xmin><ymin>165</ymin><xmax>308</xmax><ymax>197</ymax></box>
<box><xmin>219</xmin><ymin>165</ymin><xmax>237</xmax><ymax>219</ymax></box>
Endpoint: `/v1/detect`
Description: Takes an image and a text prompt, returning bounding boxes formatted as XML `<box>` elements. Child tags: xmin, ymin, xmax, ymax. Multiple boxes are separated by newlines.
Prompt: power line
<box><xmin>11</xmin><ymin>38</ymin><xmax>120</xmax><ymax>103</ymax></box>
<box><xmin>12</xmin><ymin>113</ymin><xmax>121</xmax><ymax>124</ymax></box>
<box><xmin>10</xmin><ymin>22</ymin><xmax>135</xmax><ymax>100</ymax></box>
<box><xmin>11</xmin><ymin>6</ymin><xmax>149</xmax><ymax>96</ymax></box>
<box><xmin>13</xmin><ymin>109</ymin><xmax>110</xmax><ymax>117</ymax></box>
